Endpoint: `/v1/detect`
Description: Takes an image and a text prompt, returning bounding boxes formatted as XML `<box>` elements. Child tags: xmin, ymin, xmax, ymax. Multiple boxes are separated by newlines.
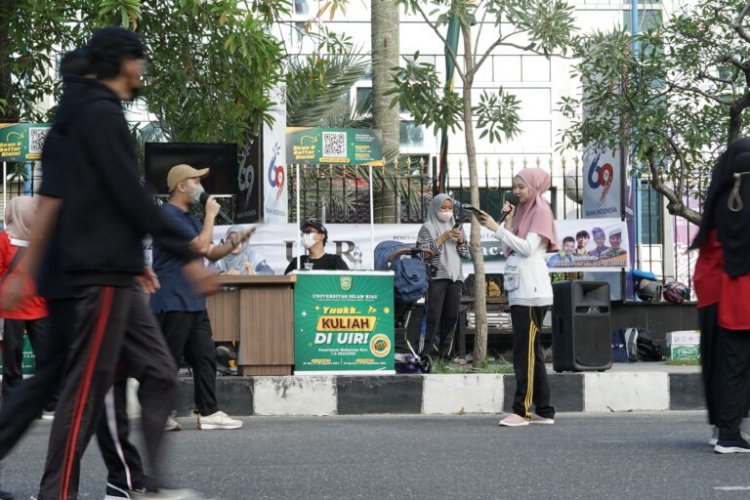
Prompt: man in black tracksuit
<box><xmin>33</xmin><ymin>27</ymin><xmax>207</xmax><ymax>500</ymax></box>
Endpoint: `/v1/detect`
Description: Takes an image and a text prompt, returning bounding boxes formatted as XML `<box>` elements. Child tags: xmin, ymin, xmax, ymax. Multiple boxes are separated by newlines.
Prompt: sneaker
<box><xmin>164</xmin><ymin>415</ymin><xmax>182</xmax><ymax>432</ymax></box>
<box><xmin>708</xmin><ymin>426</ymin><xmax>719</xmax><ymax>446</ymax></box>
<box><xmin>714</xmin><ymin>438</ymin><xmax>750</xmax><ymax>454</ymax></box>
<box><xmin>131</xmin><ymin>488</ymin><xmax>206</xmax><ymax>499</ymax></box>
<box><xmin>41</xmin><ymin>410</ymin><xmax>55</xmax><ymax>421</ymax></box>
<box><xmin>498</xmin><ymin>414</ymin><xmax>529</xmax><ymax>427</ymax></box>
<box><xmin>741</xmin><ymin>418</ymin><xmax>750</xmax><ymax>443</ymax></box>
<box><xmin>105</xmin><ymin>482</ymin><xmax>146</xmax><ymax>499</ymax></box>
<box><xmin>529</xmin><ymin>414</ymin><xmax>555</xmax><ymax>425</ymax></box>
<box><xmin>197</xmin><ymin>410</ymin><xmax>242</xmax><ymax>430</ymax></box>
<box><xmin>0</xmin><ymin>486</ymin><xmax>12</xmax><ymax>500</ymax></box>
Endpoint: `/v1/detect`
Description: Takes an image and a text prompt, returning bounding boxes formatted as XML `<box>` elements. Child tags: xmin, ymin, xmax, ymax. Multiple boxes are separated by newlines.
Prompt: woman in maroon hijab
<box><xmin>480</xmin><ymin>168</ymin><xmax>558</xmax><ymax>427</ymax></box>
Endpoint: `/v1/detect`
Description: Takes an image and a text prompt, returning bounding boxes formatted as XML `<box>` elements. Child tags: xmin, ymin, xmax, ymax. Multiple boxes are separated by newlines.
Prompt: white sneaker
<box><xmin>197</xmin><ymin>410</ymin><xmax>242</xmax><ymax>430</ymax></box>
<box><xmin>708</xmin><ymin>426</ymin><xmax>719</xmax><ymax>446</ymax></box>
<box><xmin>131</xmin><ymin>488</ymin><xmax>206</xmax><ymax>499</ymax></box>
<box><xmin>41</xmin><ymin>410</ymin><xmax>55</xmax><ymax>421</ymax></box>
<box><xmin>164</xmin><ymin>415</ymin><xmax>182</xmax><ymax>432</ymax></box>
<box><xmin>529</xmin><ymin>414</ymin><xmax>555</xmax><ymax>425</ymax></box>
<box><xmin>498</xmin><ymin>414</ymin><xmax>529</xmax><ymax>427</ymax></box>
<box><xmin>741</xmin><ymin>418</ymin><xmax>750</xmax><ymax>442</ymax></box>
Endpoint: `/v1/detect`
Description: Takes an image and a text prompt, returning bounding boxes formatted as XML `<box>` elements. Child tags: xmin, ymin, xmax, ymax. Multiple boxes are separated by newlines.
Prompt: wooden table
<box><xmin>206</xmin><ymin>275</ymin><xmax>296</xmax><ymax>375</ymax></box>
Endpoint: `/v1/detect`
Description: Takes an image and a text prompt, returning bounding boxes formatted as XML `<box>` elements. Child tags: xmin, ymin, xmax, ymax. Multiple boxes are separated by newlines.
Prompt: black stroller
<box><xmin>374</xmin><ymin>241</ymin><xmax>435</xmax><ymax>374</ymax></box>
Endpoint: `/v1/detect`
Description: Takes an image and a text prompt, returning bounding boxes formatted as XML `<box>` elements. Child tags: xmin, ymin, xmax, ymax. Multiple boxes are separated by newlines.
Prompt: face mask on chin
<box><xmin>437</xmin><ymin>211</ymin><xmax>452</xmax><ymax>222</ymax></box>
<box><xmin>301</xmin><ymin>233</ymin><xmax>318</xmax><ymax>249</ymax></box>
<box><xmin>189</xmin><ymin>184</ymin><xmax>205</xmax><ymax>205</ymax></box>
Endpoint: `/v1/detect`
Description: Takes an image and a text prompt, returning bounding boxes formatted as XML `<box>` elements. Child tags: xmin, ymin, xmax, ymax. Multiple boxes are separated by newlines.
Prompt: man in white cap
<box><xmin>600</xmin><ymin>228</ymin><xmax>627</xmax><ymax>260</ymax></box>
<box><xmin>150</xmin><ymin>164</ymin><xmax>248</xmax><ymax>430</ymax></box>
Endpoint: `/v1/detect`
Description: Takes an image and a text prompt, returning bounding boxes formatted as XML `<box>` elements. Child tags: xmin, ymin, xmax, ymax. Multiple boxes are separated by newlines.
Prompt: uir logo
<box><xmin>370</xmin><ymin>334</ymin><xmax>391</xmax><ymax>358</ymax></box>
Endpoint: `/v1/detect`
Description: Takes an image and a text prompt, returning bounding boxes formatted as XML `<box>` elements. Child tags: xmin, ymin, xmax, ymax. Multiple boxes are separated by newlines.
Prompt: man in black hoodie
<box><xmin>27</xmin><ymin>27</ymin><xmax>209</xmax><ymax>500</ymax></box>
<box><xmin>0</xmin><ymin>47</ymin><xmax>92</xmax><ymax>500</ymax></box>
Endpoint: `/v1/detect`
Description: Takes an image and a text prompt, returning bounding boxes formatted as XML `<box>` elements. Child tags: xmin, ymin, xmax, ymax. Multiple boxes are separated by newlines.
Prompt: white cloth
<box><xmin>494</xmin><ymin>227</ymin><xmax>553</xmax><ymax>307</ymax></box>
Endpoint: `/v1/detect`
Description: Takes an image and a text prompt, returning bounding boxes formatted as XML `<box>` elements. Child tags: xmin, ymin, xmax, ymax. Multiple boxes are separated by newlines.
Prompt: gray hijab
<box><xmin>219</xmin><ymin>225</ymin><xmax>252</xmax><ymax>273</ymax></box>
<box><xmin>425</xmin><ymin>194</ymin><xmax>461</xmax><ymax>281</ymax></box>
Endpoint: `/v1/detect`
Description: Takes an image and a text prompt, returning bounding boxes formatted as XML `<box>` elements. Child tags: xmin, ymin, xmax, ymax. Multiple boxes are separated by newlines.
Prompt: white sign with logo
<box><xmin>263</xmin><ymin>85</ymin><xmax>288</xmax><ymax>223</ymax></box>
<box><xmin>582</xmin><ymin>146</ymin><xmax>622</xmax><ymax>219</ymax></box>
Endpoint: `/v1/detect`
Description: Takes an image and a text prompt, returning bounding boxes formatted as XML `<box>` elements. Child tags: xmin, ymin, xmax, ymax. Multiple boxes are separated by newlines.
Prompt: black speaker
<box><xmin>552</xmin><ymin>281</ymin><xmax>612</xmax><ymax>372</ymax></box>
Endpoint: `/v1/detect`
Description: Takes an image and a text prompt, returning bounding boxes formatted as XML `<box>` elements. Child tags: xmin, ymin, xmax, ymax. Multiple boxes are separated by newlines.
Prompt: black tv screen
<box><xmin>144</xmin><ymin>142</ymin><xmax>238</xmax><ymax>195</ymax></box>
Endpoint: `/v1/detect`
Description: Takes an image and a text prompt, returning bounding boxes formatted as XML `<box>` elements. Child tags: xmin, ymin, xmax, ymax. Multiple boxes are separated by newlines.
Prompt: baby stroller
<box><xmin>374</xmin><ymin>241</ymin><xmax>435</xmax><ymax>374</ymax></box>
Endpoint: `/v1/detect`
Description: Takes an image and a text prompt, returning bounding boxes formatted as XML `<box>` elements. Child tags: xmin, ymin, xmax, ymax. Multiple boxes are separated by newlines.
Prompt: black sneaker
<box><xmin>714</xmin><ymin>438</ymin><xmax>750</xmax><ymax>454</ymax></box>
<box><xmin>105</xmin><ymin>482</ymin><xmax>145</xmax><ymax>499</ymax></box>
<box><xmin>0</xmin><ymin>486</ymin><xmax>12</xmax><ymax>500</ymax></box>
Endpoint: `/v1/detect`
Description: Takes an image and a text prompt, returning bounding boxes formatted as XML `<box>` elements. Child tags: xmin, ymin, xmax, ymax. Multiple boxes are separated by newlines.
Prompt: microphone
<box><xmin>199</xmin><ymin>191</ymin><xmax>232</xmax><ymax>223</ymax></box>
<box><xmin>497</xmin><ymin>202</ymin><xmax>515</xmax><ymax>224</ymax></box>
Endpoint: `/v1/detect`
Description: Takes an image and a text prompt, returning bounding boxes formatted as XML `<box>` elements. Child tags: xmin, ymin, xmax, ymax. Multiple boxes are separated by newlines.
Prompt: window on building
<box><xmin>638</xmin><ymin>181</ymin><xmax>662</xmax><ymax>244</ymax></box>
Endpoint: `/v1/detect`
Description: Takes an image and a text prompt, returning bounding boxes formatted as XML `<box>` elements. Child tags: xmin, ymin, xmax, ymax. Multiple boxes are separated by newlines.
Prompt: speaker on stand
<box><xmin>552</xmin><ymin>281</ymin><xmax>612</xmax><ymax>372</ymax></box>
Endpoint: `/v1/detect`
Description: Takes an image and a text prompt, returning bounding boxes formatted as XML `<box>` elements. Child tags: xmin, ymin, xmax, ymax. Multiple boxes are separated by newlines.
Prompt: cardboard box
<box><xmin>666</xmin><ymin>330</ymin><xmax>700</xmax><ymax>360</ymax></box>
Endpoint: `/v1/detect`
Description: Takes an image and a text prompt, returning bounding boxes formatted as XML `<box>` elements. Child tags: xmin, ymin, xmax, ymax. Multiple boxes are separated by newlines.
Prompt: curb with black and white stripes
<box><xmin>127</xmin><ymin>372</ymin><xmax>704</xmax><ymax>417</ymax></box>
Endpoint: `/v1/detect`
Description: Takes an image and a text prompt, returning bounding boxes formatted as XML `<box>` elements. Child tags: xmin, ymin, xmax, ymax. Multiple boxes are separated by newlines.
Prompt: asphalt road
<box><xmin>4</xmin><ymin>412</ymin><xmax>749</xmax><ymax>500</ymax></box>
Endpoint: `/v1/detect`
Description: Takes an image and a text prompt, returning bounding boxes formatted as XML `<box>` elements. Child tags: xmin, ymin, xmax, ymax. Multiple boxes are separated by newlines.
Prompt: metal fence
<box><xmin>287</xmin><ymin>154</ymin><xmax>706</xmax><ymax>295</ymax></box>
<box><xmin>0</xmin><ymin>154</ymin><xmax>703</xmax><ymax>295</ymax></box>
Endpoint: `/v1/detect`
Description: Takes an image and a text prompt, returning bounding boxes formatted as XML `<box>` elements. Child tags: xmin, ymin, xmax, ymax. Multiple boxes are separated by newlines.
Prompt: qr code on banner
<box><xmin>28</xmin><ymin>127</ymin><xmax>50</xmax><ymax>155</ymax></box>
<box><xmin>322</xmin><ymin>131</ymin><xmax>347</xmax><ymax>158</ymax></box>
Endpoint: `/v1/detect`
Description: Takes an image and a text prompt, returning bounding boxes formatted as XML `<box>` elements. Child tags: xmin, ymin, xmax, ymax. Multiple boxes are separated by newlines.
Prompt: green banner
<box><xmin>0</xmin><ymin>333</ymin><xmax>36</xmax><ymax>375</ymax></box>
<box><xmin>294</xmin><ymin>271</ymin><xmax>394</xmax><ymax>373</ymax></box>
<box><xmin>286</xmin><ymin>127</ymin><xmax>384</xmax><ymax>166</ymax></box>
<box><xmin>0</xmin><ymin>123</ymin><xmax>51</xmax><ymax>161</ymax></box>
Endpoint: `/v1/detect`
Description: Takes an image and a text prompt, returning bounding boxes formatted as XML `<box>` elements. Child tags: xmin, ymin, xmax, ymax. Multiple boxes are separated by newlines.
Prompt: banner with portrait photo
<box><xmin>545</xmin><ymin>218</ymin><xmax>629</xmax><ymax>272</ymax></box>
<box><xmin>205</xmin><ymin>219</ymin><xmax>627</xmax><ymax>277</ymax></box>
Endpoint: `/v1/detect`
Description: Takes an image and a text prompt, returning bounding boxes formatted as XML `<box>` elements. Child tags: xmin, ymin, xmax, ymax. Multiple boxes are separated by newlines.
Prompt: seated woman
<box><xmin>212</xmin><ymin>226</ymin><xmax>274</xmax><ymax>275</ymax></box>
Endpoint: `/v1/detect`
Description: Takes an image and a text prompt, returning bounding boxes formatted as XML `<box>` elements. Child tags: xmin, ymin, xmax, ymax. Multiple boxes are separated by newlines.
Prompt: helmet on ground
<box><xmin>637</xmin><ymin>279</ymin><xmax>662</xmax><ymax>303</ymax></box>
<box><xmin>663</xmin><ymin>280</ymin><xmax>690</xmax><ymax>304</ymax></box>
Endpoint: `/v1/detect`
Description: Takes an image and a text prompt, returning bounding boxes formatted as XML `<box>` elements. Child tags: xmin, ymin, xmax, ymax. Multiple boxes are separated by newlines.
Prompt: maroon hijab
<box><xmin>509</xmin><ymin>168</ymin><xmax>558</xmax><ymax>253</ymax></box>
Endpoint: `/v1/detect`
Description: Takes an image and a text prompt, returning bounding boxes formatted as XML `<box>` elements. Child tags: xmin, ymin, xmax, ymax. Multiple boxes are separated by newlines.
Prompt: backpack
<box><xmin>611</xmin><ymin>329</ymin><xmax>629</xmax><ymax>362</ymax></box>
<box><xmin>623</xmin><ymin>327</ymin><xmax>663</xmax><ymax>362</ymax></box>
<box><xmin>392</xmin><ymin>257</ymin><xmax>429</xmax><ymax>304</ymax></box>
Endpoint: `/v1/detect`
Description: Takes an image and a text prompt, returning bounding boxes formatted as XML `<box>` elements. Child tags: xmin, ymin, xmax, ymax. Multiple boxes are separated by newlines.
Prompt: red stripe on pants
<box><xmin>59</xmin><ymin>287</ymin><xmax>114</xmax><ymax>500</ymax></box>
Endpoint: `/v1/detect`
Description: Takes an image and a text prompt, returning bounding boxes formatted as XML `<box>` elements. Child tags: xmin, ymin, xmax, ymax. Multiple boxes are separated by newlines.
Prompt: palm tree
<box><xmin>286</xmin><ymin>52</ymin><xmax>430</xmax><ymax>223</ymax></box>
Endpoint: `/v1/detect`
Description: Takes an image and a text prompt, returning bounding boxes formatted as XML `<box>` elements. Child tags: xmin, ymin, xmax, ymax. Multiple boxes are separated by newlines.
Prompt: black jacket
<box><xmin>57</xmin><ymin>80</ymin><xmax>192</xmax><ymax>287</ymax></box>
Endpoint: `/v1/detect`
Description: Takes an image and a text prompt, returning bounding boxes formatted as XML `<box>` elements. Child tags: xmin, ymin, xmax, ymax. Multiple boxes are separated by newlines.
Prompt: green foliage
<box><xmin>286</xmin><ymin>51</ymin><xmax>370</xmax><ymax>128</ymax></box>
<box><xmin>141</xmin><ymin>0</ymin><xmax>286</xmax><ymax>144</ymax></box>
<box><xmin>0</xmin><ymin>0</ymin><xmax>288</xmax><ymax>148</ymax></box>
<box><xmin>388</xmin><ymin>0</ymin><xmax>575</xmax><ymax>143</ymax></box>
<box><xmin>475</xmin><ymin>89</ymin><xmax>521</xmax><ymax>143</ymax></box>
<box><xmin>386</xmin><ymin>56</ymin><xmax>463</xmax><ymax>135</ymax></box>
<box><xmin>559</xmin><ymin>0</ymin><xmax>750</xmax><ymax>224</ymax></box>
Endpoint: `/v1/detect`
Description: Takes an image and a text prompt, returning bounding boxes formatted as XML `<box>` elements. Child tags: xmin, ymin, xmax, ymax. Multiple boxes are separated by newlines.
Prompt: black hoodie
<box><xmin>54</xmin><ymin>79</ymin><xmax>193</xmax><ymax>287</ymax></box>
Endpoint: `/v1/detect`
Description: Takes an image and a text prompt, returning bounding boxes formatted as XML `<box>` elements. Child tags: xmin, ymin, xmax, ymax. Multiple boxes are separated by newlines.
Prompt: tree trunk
<box><xmin>371</xmin><ymin>0</ymin><xmax>400</xmax><ymax>222</ymax></box>
<box><xmin>0</xmin><ymin>0</ymin><xmax>19</xmax><ymax>121</ymax></box>
<box><xmin>461</xmin><ymin>24</ymin><xmax>488</xmax><ymax>366</ymax></box>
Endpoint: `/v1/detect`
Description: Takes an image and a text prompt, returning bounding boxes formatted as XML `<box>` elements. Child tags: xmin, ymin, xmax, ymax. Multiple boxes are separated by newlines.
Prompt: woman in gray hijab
<box><xmin>212</xmin><ymin>226</ymin><xmax>274</xmax><ymax>275</ymax></box>
<box><xmin>417</xmin><ymin>194</ymin><xmax>470</xmax><ymax>360</ymax></box>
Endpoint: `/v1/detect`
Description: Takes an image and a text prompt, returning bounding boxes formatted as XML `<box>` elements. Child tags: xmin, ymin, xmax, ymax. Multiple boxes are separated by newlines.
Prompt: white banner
<box><xmin>207</xmin><ymin>218</ymin><xmax>629</xmax><ymax>276</ymax></box>
<box><xmin>263</xmin><ymin>85</ymin><xmax>288</xmax><ymax>223</ymax></box>
<box><xmin>544</xmin><ymin>218</ymin><xmax>629</xmax><ymax>272</ymax></box>
<box><xmin>582</xmin><ymin>146</ymin><xmax>622</xmax><ymax>219</ymax></box>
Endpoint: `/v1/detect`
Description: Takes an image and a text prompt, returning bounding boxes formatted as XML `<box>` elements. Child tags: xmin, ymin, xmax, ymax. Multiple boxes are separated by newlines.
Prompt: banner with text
<box><xmin>0</xmin><ymin>123</ymin><xmax>50</xmax><ymax>161</ymax></box>
<box><xmin>208</xmin><ymin>219</ymin><xmax>628</xmax><ymax>275</ymax></box>
<box><xmin>294</xmin><ymin>271</ymin><xmax>394</xmax><ymax>374</ymax></box>
<box><xmin>286</xmin><ymin>127</ymin><xmax>384</xmax><ymax>166</ymax></box>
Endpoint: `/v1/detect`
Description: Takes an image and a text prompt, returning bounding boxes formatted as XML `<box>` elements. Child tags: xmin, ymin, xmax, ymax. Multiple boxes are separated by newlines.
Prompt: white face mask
<box><xmin>189</xmin><ymin>184</ymin><xmax>205</xmax><ymax>205</ymax></box>
<box><xmin>437</xmin><ymin>211</ymin><xmax>452</xmax><ymax>222</ymax></box>
<box><xmin>301</xmin><ymin>233</ymin><xmax>318</xmax><ymax>249</ymax></box>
